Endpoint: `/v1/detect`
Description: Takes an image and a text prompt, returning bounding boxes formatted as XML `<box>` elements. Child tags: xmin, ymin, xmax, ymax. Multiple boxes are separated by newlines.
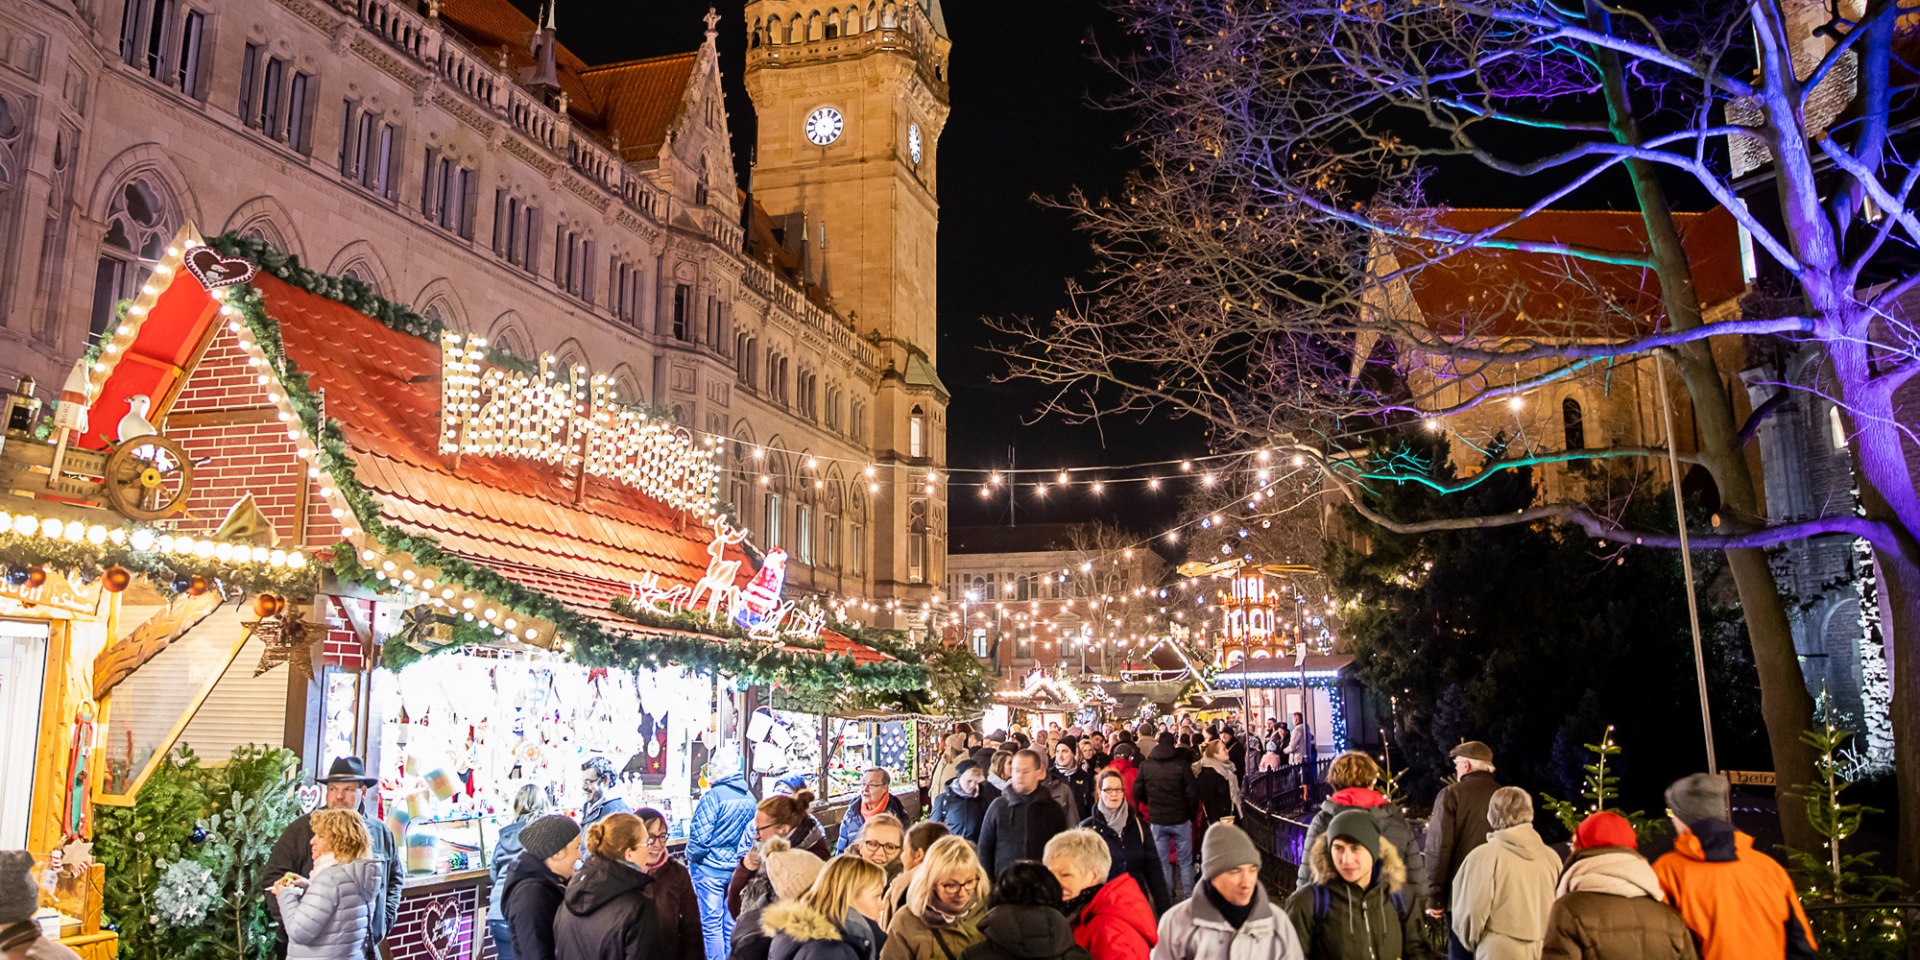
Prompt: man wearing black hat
<box><xmin>1422</xmin><ymin>741</ymin><xmax>1501</xmax><ymax>960</ymax></box>
<box><xmin>262</xmin><ymin>757</ymin><xmax>403</xmax><ymax>960</ymax></box>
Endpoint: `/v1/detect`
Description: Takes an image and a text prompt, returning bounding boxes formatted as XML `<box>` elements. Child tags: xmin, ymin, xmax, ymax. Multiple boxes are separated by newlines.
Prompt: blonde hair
<box><xmin>586</xmin><ymin>812</ymin><xmax>646</xmax><ymax>860</ymax></box>
<box><xmin>859</xmin><ymin>813</ymin><xmax>904</xmax><ymax>841</ymax></box>
<box><xmin>1041</xmin><ymin>828</ymin><xmax>1111</xmax><ymax>880</ymax></box>
<box><xmin>905</xmin><ymin>836</ymin><xmax>989</xmax><ymax>918</ymax></box>
<box><xmin>1326</xmin><ymin>752</ymin><xmax>1380</xmax><ymax>791</ymax></box>
<box><xmin>310</xmin><ymin>809</ymin><xmax>370</xmax><ymax>862</ymax></box>
<box><xmin>1201</xmin><ymin>740</ymin><xmax>1229</xmax><ymax>761</ymax></box>
<box><xmin>512</xmin><ymin>783</ymin><xmax>550</xmax><ymax>820</ymax></box>
<box><xmin>805</xmin><ymin>855</ymin><xmax>886</xmax><ymax>926</ymax></box>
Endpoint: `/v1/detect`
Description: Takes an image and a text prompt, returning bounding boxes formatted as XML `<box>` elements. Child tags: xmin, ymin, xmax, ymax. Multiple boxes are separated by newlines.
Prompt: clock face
<box><xmin>908</xmin><ymin>123</ymin><xmax>923</xmax><ymax>165</ymax></box>
<box><xmin>805</xmin><ymin>107</ymin><xmax>844</xmax><ymax>146</ymax></box>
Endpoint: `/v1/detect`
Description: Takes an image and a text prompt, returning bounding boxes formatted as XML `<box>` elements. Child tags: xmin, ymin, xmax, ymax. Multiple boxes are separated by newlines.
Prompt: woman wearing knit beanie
<box><xmin>1283</xmin><ymin>809</ymin><xmax>1429</xmax><ymax>959</ymax></box>
<box><xmin>0</xmin><ymin>851</ymin><xmax>80</xmax><ymax>960</ymax></box>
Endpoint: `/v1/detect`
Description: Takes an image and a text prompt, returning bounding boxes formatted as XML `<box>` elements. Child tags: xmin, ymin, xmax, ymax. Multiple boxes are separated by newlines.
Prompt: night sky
<box><xmin>522</xmin><ymin>0</ymin><xmax>1185</xmax><ymax>532</ymax></box>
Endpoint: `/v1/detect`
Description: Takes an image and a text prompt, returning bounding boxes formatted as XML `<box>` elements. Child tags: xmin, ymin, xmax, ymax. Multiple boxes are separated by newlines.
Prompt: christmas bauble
<box><xmin>253</xmin><ymin>593</ymin><xmax>282</xmax><ymax>618</ymax></box>
<box><xmin>102</xmin><ymin>565</ymin><xmax>132</xmax><ymax>593</ymax></box>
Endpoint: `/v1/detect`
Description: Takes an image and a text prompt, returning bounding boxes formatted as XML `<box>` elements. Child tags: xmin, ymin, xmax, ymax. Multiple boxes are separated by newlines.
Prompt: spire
<box><xmin>530</xmin><ymin>0</ymin><xmax>560</xmax><ymax>105</ymax></box>
<box><xmin>703</xmin><ymin>7</ymin><xmax>721</xmax><ymax>49</ymax></box>
<box><xmin>540</xmin><ymin>0</ymin><xmax>556</xmax><ymax>31</ymax></box>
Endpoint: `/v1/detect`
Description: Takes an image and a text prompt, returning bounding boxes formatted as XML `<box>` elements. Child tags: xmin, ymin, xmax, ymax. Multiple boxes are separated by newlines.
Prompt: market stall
<box><xmin>57</xmin><ymin>230</ymin><xmax>927</xmax><ymax>960</ymax></box>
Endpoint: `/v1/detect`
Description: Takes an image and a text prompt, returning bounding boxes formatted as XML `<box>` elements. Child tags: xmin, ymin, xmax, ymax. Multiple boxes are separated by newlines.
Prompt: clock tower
<box><xmin>744</xmin><ymin>2</ymin><xmax>951</xmax><ymax>628</ymax></box>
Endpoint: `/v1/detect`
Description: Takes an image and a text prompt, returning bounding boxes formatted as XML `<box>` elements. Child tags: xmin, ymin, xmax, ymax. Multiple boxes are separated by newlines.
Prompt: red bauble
<box><xmin>187</xmin><ymin>575</ymin><xmax>209</xmax><ymax>596</ymax></box>
<box><xmin>26</xmin><ymin>567</ymin><xmax>47</xmax><ymax>589</ymax></box>
<box><xmin>102</xmin><ymin>566</ymin><xmax>132</xmax><ymax>593</ymax></box>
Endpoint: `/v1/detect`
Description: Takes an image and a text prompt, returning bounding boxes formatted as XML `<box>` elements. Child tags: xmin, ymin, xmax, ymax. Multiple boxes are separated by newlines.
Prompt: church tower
<box><xmin>745</xmin><ymin>2</ymin><xmax>951</xmax><ymax>628</ymax></box>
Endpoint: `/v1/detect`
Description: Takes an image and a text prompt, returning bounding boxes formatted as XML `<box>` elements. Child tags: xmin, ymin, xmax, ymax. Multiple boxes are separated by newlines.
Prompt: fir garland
<box><xmin>210</xmin><ymin>241</ymin><xmax>926</xmax><ymax>697</ymax></box>
<box><xmin>0</xmin><ymin>528</ymin><xmax>318</xmax><ymax>598</ymax></box>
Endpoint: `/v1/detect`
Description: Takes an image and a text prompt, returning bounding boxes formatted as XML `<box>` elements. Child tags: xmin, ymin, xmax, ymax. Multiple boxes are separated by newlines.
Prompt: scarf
<box><xmin>861</xmin><ymin>792</ymin><xmax>891</xmax><ymax>821</ymax></box>
<box><xmin>922</xmin><ymin>896</ymin><xmax>967</xmax><ymax>928</ymax></box>
<box><xmin>1098</xmin><ymin>799</ymin><xmax>1131</xmax><ymax>837</ymax></box>
<box><xmin>1061</xmin><ymin>885</ymin><xmax>1097</xmax><ymax>920</ymax></box>
<box><xmin>313</xmin><ymin>852</ymin><xmax>341</xmax><ymax>873</ymax></box>
<box><xmin>1196</xmin><ymin>757</ymin><xmax>1242</xmax><ymax>810</ymax></box>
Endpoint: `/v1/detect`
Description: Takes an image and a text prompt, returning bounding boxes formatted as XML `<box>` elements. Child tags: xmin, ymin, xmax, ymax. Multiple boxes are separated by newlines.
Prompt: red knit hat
<box><xmin>1574</xmin><ymin>811</ymin><xmax>1638</xmax><ymax>851</ymax></box>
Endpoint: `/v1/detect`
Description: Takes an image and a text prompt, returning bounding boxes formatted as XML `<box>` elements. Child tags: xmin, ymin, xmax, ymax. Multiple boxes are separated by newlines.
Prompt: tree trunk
<box><xmin>1588</xmin><ymin>1</ymin><xmax>1818</xmax><ymax>850</ymax></box>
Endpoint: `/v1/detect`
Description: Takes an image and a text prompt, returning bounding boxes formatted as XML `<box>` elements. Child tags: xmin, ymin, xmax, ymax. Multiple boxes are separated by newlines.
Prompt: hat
<box><xmin>319</xmin><ymin>756</ymin><xmax>377</xmax><ymax>785</ymax></box>
<box><xmin>1199</xmin><ymin>823</ymin><xmax>1260</xmax><ymax>881</ymax></box>
<box><xmin>775</xmin><ymin>774</ymin><xmax>809</xmax><ymax>795</ymax></box>
<box><xmin>954</xmin><ymin>759</ymin><xmax>980</xmax><ymax>777</ymax></box>
<box><xmin>1449</xmin><ymin>741</ymin><xmax>1494</xmax><ymax>763</ymax></box>
<box><xmin>0</xmin><ymin>851</ymin><xmax>37</xmax><ymax>924</ymax></box>
<box><xmin>1574</xmin><ymin>812</ymin><xmax>1638</xmax><ymax>851</ymax></box>
<box><xmin>1665</xmin><ymin>773</ymin><xmax>1730</xmax><ymax>828</ymax></box>
<box><xmin>765</xmin><ymin>848</ymin><xmax>826</xmax><ymax>900</ymax></box>
<box><xmin>1327</xmin><ymin>809</ymin><xmax>1382</xmax><ymax>861</ymax></box>
<box><xmin>518</xmin><ymin>815</ymin><xmax>581</xmax><ymax>862</ymax></box>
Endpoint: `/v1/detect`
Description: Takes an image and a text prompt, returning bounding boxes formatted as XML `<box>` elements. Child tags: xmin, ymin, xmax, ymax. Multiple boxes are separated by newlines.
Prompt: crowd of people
<box><xmin>0</xmin><ymin>717</ymin><xmax>1822</xmax><ymax>960</ymax></box>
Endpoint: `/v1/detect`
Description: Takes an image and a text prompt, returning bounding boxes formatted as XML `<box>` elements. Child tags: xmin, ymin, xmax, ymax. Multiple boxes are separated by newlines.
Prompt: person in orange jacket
<box><xmin>1651</xmin><ymin>774</ymin><xmax>1816</xmax><ymax>960</ymax></box>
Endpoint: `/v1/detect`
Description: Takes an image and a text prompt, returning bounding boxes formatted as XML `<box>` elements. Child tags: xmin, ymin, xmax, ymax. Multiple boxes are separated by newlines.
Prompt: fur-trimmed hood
<box><xmin>763</xmin><ymin>901</ymin><xmax>844</xmax><ymax>943</ymax></box>
<box><xmin>1304</xmin><ymin>832</ymin><xmax>1408</xmax><ymax>893</ymax></box>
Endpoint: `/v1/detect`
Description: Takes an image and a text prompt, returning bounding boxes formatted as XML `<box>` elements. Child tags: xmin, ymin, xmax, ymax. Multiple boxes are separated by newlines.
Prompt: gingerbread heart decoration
<box><xmin>183</xmin><ymin>246</ymin><xmax>257</xmax><ymax>289</ymax></box>
<box><xmin>419</xmin><ymin>896</ymin><xmax>464</xmax><ymax>960</ymax></box>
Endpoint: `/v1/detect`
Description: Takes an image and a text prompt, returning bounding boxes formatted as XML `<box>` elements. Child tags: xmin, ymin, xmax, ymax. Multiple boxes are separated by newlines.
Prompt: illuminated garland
<box><xmin>209</xmin><ymin>236</ymin><xmax>925</xmax><ymax>697</ymax></box>
<box><xmin>0</xmin><ymin>513</ymin><xmax>317</xmax><ymax>598</ymax></box>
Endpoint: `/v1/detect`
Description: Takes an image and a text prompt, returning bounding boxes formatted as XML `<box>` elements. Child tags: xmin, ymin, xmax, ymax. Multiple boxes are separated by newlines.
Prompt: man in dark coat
<box><xmin>1133</xmin><ymin>738</ymin><xmax>1197</xmax><ymax>901</ymax></box>
<box><xmin>977</xmin><ymin>749</ymin><xmax>1068</xmax><ymax>880</ymax></box>
<box><xmin>499</xmin><ymin>816</ymin><xmax>581</xmax><ymax>960</ymax></box>
<box><xmin>262</xmin><ymin>757</ymin><xmax>403</xmax><ymax>960</ymax></box>
<box><xmin>1423</xmin><ymin>741</ymin><xmax>1502</xmax><ymax>960</ymax></box>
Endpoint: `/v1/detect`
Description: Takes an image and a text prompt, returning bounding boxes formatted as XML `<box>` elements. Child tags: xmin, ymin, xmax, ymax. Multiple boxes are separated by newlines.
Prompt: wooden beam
<box><xmin>164</xmin><ymin>407</ymin><xmax>280</xmax><ymax>428</ymax></box>
<box><xmin>91</xmin><ymin>591</ymin><xmax>225</xmax><ymax>697</ymax></box>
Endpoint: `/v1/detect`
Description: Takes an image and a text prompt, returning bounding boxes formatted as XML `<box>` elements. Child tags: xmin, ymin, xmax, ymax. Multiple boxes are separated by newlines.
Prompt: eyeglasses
<box><xmin>754</xmin><ymin>821</ymin><xmax>783</xmax><ymax>836</ymax></box>
<box><xmin>937</xmin><ymin>879</ymin><xmax>979</xmax><ymax>896</ymax></box>
<box><xmin>862</xmin><ymin>840</ymin><xmax>903</xmax><ymax>855</ymax></box>
<box><xmin>643</xmin><ymin>832</ymin><xmax>670</xmax><ymax>847</ymax></box>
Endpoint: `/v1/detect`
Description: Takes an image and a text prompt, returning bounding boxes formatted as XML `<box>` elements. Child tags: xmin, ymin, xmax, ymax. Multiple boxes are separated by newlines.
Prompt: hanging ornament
<box><xmin>253</xmin><ymin>593</ymin><xmax>283</xmax><ymax>618</ymax></box>
<box><xmin>187</xmin><ymin>575</ymin><xmax>210</xmax><ymax>597</ymax></box>
<box><xmin>248</xmin><ymin>600</ymin><xmax>320</xmax><ymax>681</ymax></box>
<box><xmin>101</xmin><ymin>566</ymin><xmax>132</xmax><ymax>593</ymax></box>
<box><xmin>189</xmin><ymin>826</ymin><xmax>208</xmax><ymax>845</ymax></box>
<box><xmin>27</xmin><ymin>567</ymin><xmax>48</xmax><ymax>589</ymax></box>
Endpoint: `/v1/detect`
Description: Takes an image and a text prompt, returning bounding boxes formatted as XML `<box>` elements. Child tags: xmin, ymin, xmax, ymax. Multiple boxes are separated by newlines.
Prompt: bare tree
<box><xmin>994</xmin><ymin>0</ymin><xmax>1920</xmax><ymax>866</ymax></box>
<box><xmin>1062</xmin><ymin>522</ymin><xmax>1163</xmax><ymax>674</ymax></box>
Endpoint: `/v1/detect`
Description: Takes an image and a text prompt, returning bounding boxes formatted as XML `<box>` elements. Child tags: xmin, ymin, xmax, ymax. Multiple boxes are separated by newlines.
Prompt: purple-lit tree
<box><xmin>994</xmin><ymin>0</ymin><xmax>1920</xmax><ymax>869</ymax></box>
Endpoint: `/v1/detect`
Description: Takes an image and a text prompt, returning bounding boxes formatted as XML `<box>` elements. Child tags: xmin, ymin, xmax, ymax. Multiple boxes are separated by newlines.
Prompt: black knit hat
<box><xmin>518</xmin><ymin>815</ymin><xmax>581</xmax><ymax>862</ymax></box>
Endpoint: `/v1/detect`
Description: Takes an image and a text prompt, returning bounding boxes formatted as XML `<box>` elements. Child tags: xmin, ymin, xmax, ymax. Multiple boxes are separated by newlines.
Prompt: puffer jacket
<box><xmin>1149</xmin><ymin>884</ymin><xmax>1305</xmax><ymax>960</ymax></box>
<box><xmin>931</xmin><ymin>779</ymin><xmax>999</xmax><ymax>844</ymax></box>
<box><xmin>277</xmin><ymin>858</ymin><xmax>385</xmax><ymax>960</ymax></box>
<box><xmin>963</xmin><ymin>904</ymin><xmax>1093</xmax><ymax>960</ymax></box>
<box><xmin>1135</xmin><ymin>742</ymin><xmax>1197</xmax><ymax>826</ymax></box>
<box><xmin>1283</xmin><ymin>833</ymin><xmax>1429</xmax><ymax>960</ymax></box>
<box><xmin>1070</xmin><ymin>874</ymin><xmax>1158</xmax><ymax>960</ymax></box>
<box><xmin>1542</xmin><ymin>848</ymin><xmax>1696</xmax><ymax>960</ymax></box>
<box><xmin>837</xmin><ymin>795</ymin><xmax>911</xmax><ymax>855</ymax></box>
<box><xmin>881</xmin><ymin>897</ymin><xmax>986</xmax><ymax>960</ymax></box>
<box><xmin>1081</xmin><ymin>806</ymin><xmax>1172</xmax><ymax>913</ymax></box>
<box><xmin>765</xmin><ymin>901</ymin><xmax>884</xmax><ymax>960</ymax></box>
<box><xmin>553</xmin><ymin>856</ymin><xmax>658</xmax><ymax>960</ymax></box>
<box><xmin>1295</xmin><ymin>788</ymin><xmax>1426</xmax><ymax>903</ymax></box>
<box><xmin>488</xmin><ymin>819</ymin><xmax>530</xmax><ymax>922</ymax></box>
<box><xmin>1651</xmin><ymin>822</ymin><xmax>1815</xmax><ymax>960</ymax></box>
<box><xmin>1451</xmin><ymin>825</ymin><xmax>1563</xmax><ymax>960</ymax></box>
<box><xmin>691</xmin><ymin>774</ymin><xmax>760</xmax><ymax>872</ymax></box>
<box><xmin>1425</xmin><ymin>772</ymin><xmax>1501</xmax><ymax>908</ymax></box>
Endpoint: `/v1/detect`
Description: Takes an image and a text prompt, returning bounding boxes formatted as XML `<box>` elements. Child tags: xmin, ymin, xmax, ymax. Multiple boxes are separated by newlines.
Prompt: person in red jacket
<box><xmin>1653</xmin><ymin>774</ymin><xmax>1815</xmax><ymax>960</ymax></box>
<box><xmin>1044</xmin><ymin>829</ymin><xmax>1157</xmax><ymax>960</ymax></box>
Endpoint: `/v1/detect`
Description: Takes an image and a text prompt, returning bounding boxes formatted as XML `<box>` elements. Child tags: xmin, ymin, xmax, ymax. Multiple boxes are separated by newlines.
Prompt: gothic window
<box><xmin>0</xmin><ymin>93</ymin><xmax>19</xmax><ymax>193</ymax></box>
<box><xmin>339</xmin><ymin>101</ymin><xmax>400</xmax><ymax>199</ymax></box>
<box><xmin>1562</xmin><ymin>397</ymin><xmax>1585</xmax><ymax>451</ymax></box>
<box><xmin>909</xmin><ymin>405</ymin><xmax>926</xmax><ymax>458</ymax></box>
<box><xmin>121</xmin><ymin>1</ymin><xmax>209</xmax><ymax>98</ymax></box>
<box><xmin>822</xmin><ymin>478</ymin><xmax>842</xmax><ymax>569</ymax></box>
<box><xmin>750</xmin><ymin>19</ymin><xmax>763</xmax><ymax>48</ymax></box>
<box><xmin>908</xmin><ymin>498</ymin><xmax>927</xmax><ymax>583</ymax></box>
<box><xmin>824</xmin><ymin>7</ymin><xmax>840</xmax><ymax>39</ymax></box>
<box><xmin>795</xmin><ymin>480</ymin><xmax>815</xmax><ymax>565</ymax></box>
<box><xmin>422</xmin><ymin>149</ymin><xmax>477</xmax><ymax>238</ymax></box>
<box><xmin>695</xmin><ymin>156</ymin><xmax>710</xmax><ymax>206</ymax></box>
<box><xmin>492</xmin><ymin>190</ymin><xmax>540</xmax><ymax>272</ymax></box>
<box><xmin>90</xmin><ymin>178</ymin><xmax>174</xmax><ymax>340</ymax></box>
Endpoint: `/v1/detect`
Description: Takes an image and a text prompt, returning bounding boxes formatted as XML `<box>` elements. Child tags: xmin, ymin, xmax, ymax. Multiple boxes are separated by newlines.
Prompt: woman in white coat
<box><xmin>274</xmin><ymin>810</ymin><xmax>386</xmax><ymax>960</ymax></box>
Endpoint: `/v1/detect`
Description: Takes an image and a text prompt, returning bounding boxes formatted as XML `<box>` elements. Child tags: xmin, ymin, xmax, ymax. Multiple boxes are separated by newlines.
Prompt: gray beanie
<box><xmin>1199</xmin><ymin>823</ymin><xmax>1260</xmax><ymax>880</ymax></box>
<box><xmin>0</xmin><ymin>850</ymin><xmax>39</xmax><ymax>924</ymax></box>
<box><xmin>518</xmin><ymin>815</ymin><xmax>581</xmax><ymax>862</ymax></box>
<box><xmin>1665</xmin><ymin>773</ymin><xmax>1730</xmax><ymax>828</ymax></box>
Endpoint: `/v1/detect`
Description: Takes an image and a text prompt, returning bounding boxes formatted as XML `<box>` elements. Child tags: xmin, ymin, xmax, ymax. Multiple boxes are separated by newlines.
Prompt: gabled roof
<box><xmin>578</xmin><ymin>52</ymin><xmax>701</xmax><ymax>161</ymax></box>
<box><xmin>1395</xmin><ymin>207</ymin><xmax>1744</xmax><ymax>340</ymax></box>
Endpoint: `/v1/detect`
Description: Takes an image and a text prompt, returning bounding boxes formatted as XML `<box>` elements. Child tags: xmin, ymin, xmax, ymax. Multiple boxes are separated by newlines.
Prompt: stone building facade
<box><xmin>0</xmin><ymin>0</ymin><xmax>949</xmax><ymax>625</ymax></box>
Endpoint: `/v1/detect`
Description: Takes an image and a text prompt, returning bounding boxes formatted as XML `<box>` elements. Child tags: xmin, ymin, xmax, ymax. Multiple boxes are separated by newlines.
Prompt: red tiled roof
<box><xmin>579</xmin><ymin>53</ymin><xmax>699</xmax><ymax>161</ymax></box>
<box><xmin>249</xmin><ymin>273</ymin><xmax>890</xmax><ymax>666</ymax></box>
<box><xmin>1398</xmin><ymin>207</ymin><xmax>1744</xmax><ymax>340</ymax></box>
<box><xmin>436</xmin><ymin>0</ymin><xmax>700</xmax><ymax>161</ymax></box>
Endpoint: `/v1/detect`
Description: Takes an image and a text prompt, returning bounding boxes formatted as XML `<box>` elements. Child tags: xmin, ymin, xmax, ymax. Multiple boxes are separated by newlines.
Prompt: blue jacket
<box><xmin>687</xmin><ymin>774</ymin><xmax>757</xmax><ymax>873</ymax></box>
<box><xmin>487</xmin><ymin>819</ymin><xmax>528</xmax><ymax>921</ymax></box>
<box><xmin>833</xmin><ymin>795</ymin><xmax>908</xmax><ymax>854</ymax></box>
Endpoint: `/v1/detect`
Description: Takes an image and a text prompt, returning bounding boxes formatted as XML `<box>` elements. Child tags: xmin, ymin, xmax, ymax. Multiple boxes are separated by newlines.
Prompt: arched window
<box><xmin>0</xmin><ymin>93</ymin><xmax>22</xmax><ymax>188</ymax></box>
<box><xmin>695</xmin><ymin>156</ymin><xmax>710</xmax><ymax>206</ymax></box>
<box><xmin>824</xmin><ymin>7</ymin><xmax>840</xmax><ymax>39</ymax></box>
<box><xmin>909</xmin><ymin>404</ymin><xmax>926</xmax><ymax>458</ymax></box>
<box><xmin>90</xmin><ymin>177</ymin><xmax>175</xmax><ymax>339</ymax></box>
<box><xmin>1562</xmin><ymin>397</ymin><xmax>1585</xmax><ymax>451</ymax></box>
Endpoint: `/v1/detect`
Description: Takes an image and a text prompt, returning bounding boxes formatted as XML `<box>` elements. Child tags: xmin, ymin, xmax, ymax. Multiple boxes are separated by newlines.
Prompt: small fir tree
<box><xmin>1785</xmin><ymin>706</ymin><xmax>1906</xmax><ymax>959</ymax></box>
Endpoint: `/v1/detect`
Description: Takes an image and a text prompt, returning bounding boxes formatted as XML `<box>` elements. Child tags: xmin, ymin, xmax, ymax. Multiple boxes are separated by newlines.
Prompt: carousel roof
<box><xmin>92</xmin><ymin>235</ymin><xmax>892</xmax><ymax>671</ymax></box>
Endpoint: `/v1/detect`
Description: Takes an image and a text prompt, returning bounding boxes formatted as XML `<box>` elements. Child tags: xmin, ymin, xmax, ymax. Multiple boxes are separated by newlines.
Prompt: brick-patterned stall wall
<box><xmin>163</xmin><ymin>325</ymin><xmax>346</xmax><ymax>548</ymax></box>
<box><xmin>389</xmin><ymin>880</ymin><xmax>481</xmax><ymax>960</ymax></box>
<box><xmin>325</xmin><ymin>595</ymin><xmax>374</xmax><ymax>671</ymax></box>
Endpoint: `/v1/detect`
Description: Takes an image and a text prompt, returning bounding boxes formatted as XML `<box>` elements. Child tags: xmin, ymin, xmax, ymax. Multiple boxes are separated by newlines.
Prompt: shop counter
<box><xmin>60</xmin><ymin>932</ymin><xmax>118</xmax><ymax>960</ymax></box>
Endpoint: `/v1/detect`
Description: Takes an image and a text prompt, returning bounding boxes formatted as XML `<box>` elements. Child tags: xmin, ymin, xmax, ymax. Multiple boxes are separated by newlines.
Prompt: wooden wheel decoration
<box><xmin>101</xmin><ymin>436</ymin><xmax>194</xmax><ymax>521</ymax></box>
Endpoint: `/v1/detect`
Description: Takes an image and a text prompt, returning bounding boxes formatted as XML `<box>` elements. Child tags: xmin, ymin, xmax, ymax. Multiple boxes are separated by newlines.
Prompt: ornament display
<box><xmin>152</xmin><ymin>859</ymin><xmax>217</xmax><ymax>928</ymax></box>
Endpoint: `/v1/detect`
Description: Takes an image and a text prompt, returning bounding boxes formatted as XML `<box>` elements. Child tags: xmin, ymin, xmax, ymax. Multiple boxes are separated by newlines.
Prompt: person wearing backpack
<box><xmin>555</xmin><ymin>814</ymin><xmax>661</xmax><ymax>960</ymax></box>
<box><xmin>1284</xmin><ymin>810</ymin><xmax>1430</xmax><ymax>959</ymax></box>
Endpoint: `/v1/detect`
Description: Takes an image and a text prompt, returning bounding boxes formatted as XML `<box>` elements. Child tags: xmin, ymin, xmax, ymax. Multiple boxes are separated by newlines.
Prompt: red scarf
<box><xmin>860</xmin><ymin>792</ymin><xmax>890</xmax><ymax>821</ymax></box>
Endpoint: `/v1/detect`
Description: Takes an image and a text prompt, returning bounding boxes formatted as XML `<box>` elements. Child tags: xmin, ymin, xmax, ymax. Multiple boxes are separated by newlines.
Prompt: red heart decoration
<box><xmin>183</xmin><ymin>246</ymin><xmax>257</xmax><ymax>289</ymax></box>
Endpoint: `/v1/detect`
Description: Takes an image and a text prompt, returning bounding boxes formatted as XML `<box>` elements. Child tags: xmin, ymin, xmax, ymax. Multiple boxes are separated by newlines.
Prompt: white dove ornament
<box><xmin>117</xmin><ymin>394</ymin><xmax>157</xmax><ymax>443</ymax></box>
